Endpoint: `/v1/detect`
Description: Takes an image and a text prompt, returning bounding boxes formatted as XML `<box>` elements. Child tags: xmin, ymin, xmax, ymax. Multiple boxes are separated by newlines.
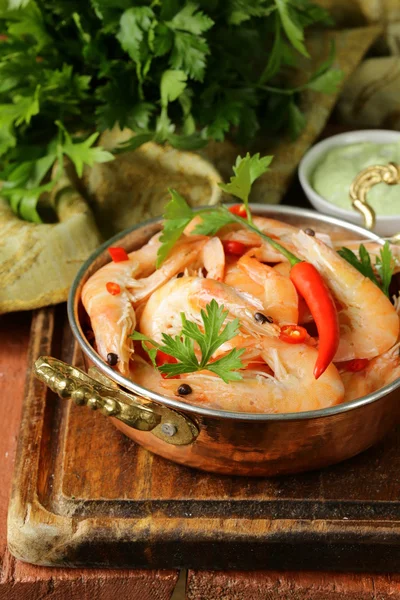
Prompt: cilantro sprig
<box><xmin>156</xmin><ymin>152</ymin><xmax>272</xmax><ymax>266</ymax></box>
<box><xmin>157</xmin><ymin>152</ymin><xmax>301</xmax><ymax>268</ymax></box>
<box><xmin>0</xmin><ymin>122</ymin><xmax>114</xmax><ymax>223</ymax></box>
<box><xmin>131</xmin><ymin>299</ymin><xmax>245</xmax><ymax>383</ymax></box>
<box><xmin>0</xmin><ymin>0</ymin><xmax>340</xmax><ymax>222</ymax></box>
<box><xmin>219</xmin><ymin>154</ymin><xmax>273</xmax><ymax>223</ymax></box>
<box><xmin>338</xmin><ymin>242</ymin><xmax>395</xmax><ymax>298</ymax></box>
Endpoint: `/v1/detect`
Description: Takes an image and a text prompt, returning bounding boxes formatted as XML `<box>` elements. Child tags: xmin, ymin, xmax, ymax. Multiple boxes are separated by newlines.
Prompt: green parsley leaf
<box><xmin>193</xmin><ymin>210</ymin><xmax>234</xmax><ymax>236</ymax></box>
<box><xmin>117</xmin><ymin>7</ymin><xmax>155</xmax><ymax>63</ymax></box>
<box><xmin>56</xmin><ymin>122</ymin><xmax>114</xmax><ymax>178</ymax></box>
<box><xmin>7</xmin><ymin>1</ymin><xmax>52</xmax><ymax>50</ymax></box>
<box><xmin>156</xmin><ymin>188</ymin><xmax>194</xmax><ymax>267</ymax></box>
<box><xmin>219</xmin><ymin>152</ymin><xmax>273</xmax><ymax>221</ymax></box>
<box><xmin>153</xmin><ymin>23</ymin><xmax>173</xmax><ymax>57</ymax></box>
<box><xmin>0</xmin><ymin>85</ymin><xmax>40</xmax><ymax>128</ymax></box>
<box><xmin>160</xmin><ymin>69</ymin><xmax>187</xmax><ymax>106</ymax></box>
<box><xmin>116</xmin><ymin>132</ymin><xmax>155</xmax><ymax>153</ymax></box>
<box><xmin>259</xmin><ymin>15</ymin><xmax>282</xmax><ymax>84</ymax></box>
<box><xmin>376</xmin><ymin>241</ymin><xmax>395</xmax><ymax>298</ymax></box>
<box><xmin>205</xmin><ymin>349</ymin><xmax>245</xmax><ymax>382</ymax></box>
<box><xmin>131</xmin><ymin>299</ymin><xmax>244</xmax><ymax>383</ymax></box>
<box><xmin>117</xmin><ymin>7</ymin><xmax>155</xmax><ymax>89</ymax></box>
<box><xmin>305</xmin><ymin>41</ymin><xmax>343</xmax><ymax>94</ymax></box>
<box><xmin>338</xmin><ymin>243</ymin><xmax>395</xmax><ymax>298</ymax></box>
<box><xmin>274</xmin><ymin>0</ymin><xmax>309</xmax><ymax>58</ymax></box>
<box><xmin>307</xmin><ymin>68</ymin><xmax>343</xmax><ymax>94</ymax></box>
<box><xmin>167</xmin><ymin>132</ymin><xmax>207</xmax><ymax>150</ymax></box>
<box><xmin>166</xmin><ymin>3</ymin><xmax>213</xmax><ymax>35</ymax></box>
<box><xmin>287</xmin><ymin>100</ymin><xmax>306</xmax><ymax>140</ymax></box>
<box><xmin>169</xmin><ymin>31</ymin><xmax>209</xmax><ymax>81</ymax></box>
<box><xmin>178</xmin><ymin>90</ymin><xmax>195</xmax><ymax>135</ymax></box>
<box><xmin>204</xmin><ymin>99</ymin><xmax>243</xmax><ymax>142</ymax></box>
<box><xmin>0</xmin><ymin>122</ymin><xmax>16</xmax><ymax>156</ymax></box>
<box><xmin>127</xmin><ymin>102</ymin><xmax>155</xmax><ymax>131</ymax></box>
<box><xmin>338</xmin><ymin>244</ymin><xmax>379</xmax><ymax>287</ymax></box>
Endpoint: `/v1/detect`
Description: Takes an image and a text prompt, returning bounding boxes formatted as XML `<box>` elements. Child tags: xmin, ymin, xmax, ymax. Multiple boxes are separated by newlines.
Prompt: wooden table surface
<box><xmin>4</xmin><ymin>311</ymin><xmax>400</xmax><ymax>599</ymax></box>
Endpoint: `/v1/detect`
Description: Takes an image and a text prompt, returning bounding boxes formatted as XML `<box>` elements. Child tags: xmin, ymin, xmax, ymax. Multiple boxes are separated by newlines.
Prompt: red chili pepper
<box><xmin>156</xmin><ymin>350</ymin><xmax>179</xmax><ymax>379</ymax></box>
<box><xmin>340</xmin><ymin>358</ymin><xmax>369</xmax><ymax>372</ymax></box>
<box><xmin>229</xmin><ymin>204</ymin><xmax>248</xmax><ymax>217</ymax></box>
<box><xmin>108</xmin><ymin>246</ymin><xmax>129</xmax><ymax>262</ymax></box>
<box><xmin>227</xmin><ymin>210</ymin><xmax>341</xmax><ymax>379</ymax></box>
<box><xmin>223</xmin><ymin>240</ymin><xmax>247</xmax><ymax>256</ymax></box>
<box><xmin>224</xmin><ymin>211</ymin><xmax>341</xmax><ymax>379</ymax></box>
<box><xmin>106</xmin><ymin>282</ymin><xmax>121</xmax><ymax>295</ymax></box>
<box><xmin>289</xmin><ymin>263</ymin><xmax>340</xmax><ymax>379</ymax></box>
<box><xmin>279</xmin><ymin>324</ymin><xmax>308</xmax><ymax>344</ymax></box>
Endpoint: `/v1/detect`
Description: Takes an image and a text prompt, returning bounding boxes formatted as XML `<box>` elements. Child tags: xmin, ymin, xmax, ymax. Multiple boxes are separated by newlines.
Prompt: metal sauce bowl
<box><xmin>34</xmin><ymin>206</ymin><xmax>400</xmax><ymax>476</ymax></box>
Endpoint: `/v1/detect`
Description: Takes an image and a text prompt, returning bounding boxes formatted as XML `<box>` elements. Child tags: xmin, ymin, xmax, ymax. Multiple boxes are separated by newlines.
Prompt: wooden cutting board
<box><xmin>7</xmin><ymin>305</ymin><xmax>400</xmax><ymax>571</ymax></box>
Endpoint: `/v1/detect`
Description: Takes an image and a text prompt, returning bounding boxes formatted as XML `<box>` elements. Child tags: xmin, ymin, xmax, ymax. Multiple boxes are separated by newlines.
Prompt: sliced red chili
<box><xmin>246</xmin><ymin>361</ymin><xmax>273</xmax><ymax>374</ymax></box>
<box><xmin>156</xmin><ymin>350</ymin><xmax>179</xmax><ymax>379</ymax></box>
<box><xmin>108</xmin><ymin>246</ymin><xmax>129</xmax><ymax>262</ymax></box>
<box><xmin>106</xmin><ymin>282</ymin><xmax>121</xmax><ymax>295</ymax></box>
<box><xmin>223</xmin><ymin>240</ymin><xmax>247</xmax><ymax>256</ymax></box>
<box><xmin>340</xmin><ymin>358</ymin><xmax>369</xmax><ymax>372</ymax></box>
<box><xmin>279</xmin><ymin>324</ymin><xmax>308</xmax><ymax>344</ymax></box>
<box><xmin>229</xmin><ymin>204</ymin><xmax>248</xmax><ymax>217</ymax></box>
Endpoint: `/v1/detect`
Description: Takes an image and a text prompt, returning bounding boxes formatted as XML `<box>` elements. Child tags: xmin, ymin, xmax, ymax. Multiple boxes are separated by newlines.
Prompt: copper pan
<box><xmin>34</xmin><ymin>206</ymin><xmax>400</xmax><ymax>476</ymax></box>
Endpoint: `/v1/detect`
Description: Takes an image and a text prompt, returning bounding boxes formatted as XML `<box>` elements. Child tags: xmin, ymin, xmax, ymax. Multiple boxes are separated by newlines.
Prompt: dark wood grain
<box><xmin>2</xmin><ymin>308</ymin><xmax>178</xmax><ymax>600</ymax></box>
<box><xmin>186</xmin><ymin>571</ymin><xmax>400</xmax><ymax>600</ymax></box>
<box><xmin>7</xmin><ymin>306</ymin><xmax>400</xmax><ymax>573</ymax></box>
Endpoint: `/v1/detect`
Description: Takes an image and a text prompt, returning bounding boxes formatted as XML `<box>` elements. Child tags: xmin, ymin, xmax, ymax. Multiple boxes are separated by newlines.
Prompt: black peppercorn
<box><xmin>107</xmin><ymin>352</ymin><xmax>119</xmax><ymax>366</ymax></box>
<box><xmin>254</xmin><ymin>312</ymin><xmax>273</xmax><ymax>324</ymax></box>
<box><xmin>304</xmin><ymin>228</ymin><xmax>315</xmax><ymax>236</ymax></box>
<box><xmin>177</xmin><ymin>383</ymin><xmax>192</xmax><ymax>396</ymax></box>
<box><xmin>176</xmin><ymin>272</ymin><xmax>184</xmax><ymax>278</ymax></box>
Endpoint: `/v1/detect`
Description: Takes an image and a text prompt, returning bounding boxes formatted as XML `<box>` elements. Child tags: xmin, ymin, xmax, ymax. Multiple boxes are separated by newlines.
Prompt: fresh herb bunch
<box><xmin>0</xmin><ymin>0</ymin><xmax>340</xmax><ymax>222</ymax></box>
<box><xmin>131</xmin><ymin>299</ymin><xmax>245</xmax><ymax>383</ymax></box>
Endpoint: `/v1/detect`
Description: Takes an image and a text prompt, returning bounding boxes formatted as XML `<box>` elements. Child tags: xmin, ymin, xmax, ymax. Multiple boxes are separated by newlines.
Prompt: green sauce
<box><xmin>312</xmin><ymin>142</ymin><xmax>400</xmax><ymax>216</ymax></box>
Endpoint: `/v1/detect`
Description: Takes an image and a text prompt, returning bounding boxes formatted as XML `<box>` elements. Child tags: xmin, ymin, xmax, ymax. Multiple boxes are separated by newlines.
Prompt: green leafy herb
<box><xmin>0</xmin><ymin>0</ymin><xmax>339</xmax><ymax>222</ymax></box>
<box><xmin>191</xmin><ymin>210</ymin><xmax>234</xmax><ymax>236</ymax></box>
<box><xmin>156</xmin><ymin>188</ymin><xmax>195</xmax><ymax>267</ymax></box>
<box><xmin>219</xmin><ymin>153</ymin><xmax>273</xmax><ymax>222</ymax></box>
<box><xmin>56</xmin><ymin>122</ymin><xmax>114</xmax><ymax>178</ymax></box>
<box><xmin>131</xmin><ymin>299</ymin><xmax>245</xmax><ymax>383</ymax></box>
<box><xmin>338</xmin><ymin>242</ymin><xmax>395</xmax><ymax>298</ymax></box>
<box><xmin>156</xmin><ymin>152</ymin><xmax>272</xmax><ymax>265</ymax></box>
<box><xmin>376</xmin><ymin>241</ymin><xmax>395</xmax><ymax>298</ymax></box>
<box><xmin>274</xmin><ymin>0</ymin><xmax>309</xmax><ymax>58</ymax></box>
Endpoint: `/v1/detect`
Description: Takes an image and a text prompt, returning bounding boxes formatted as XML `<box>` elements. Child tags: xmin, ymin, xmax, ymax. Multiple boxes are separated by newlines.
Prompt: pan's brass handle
<box><xmin>34</xmin><ymin>356</ymin><xmax>198</xmax><ymax>446</ymax></box>
<box><xmin>349</xmin><ymin>162</ymin><xmax>400</xmax><ymax>231</ymax></box>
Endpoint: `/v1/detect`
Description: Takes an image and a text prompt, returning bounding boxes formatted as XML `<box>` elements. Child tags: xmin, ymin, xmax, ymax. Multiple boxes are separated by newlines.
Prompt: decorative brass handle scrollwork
<box><xmin>34</xmin><ymin>356</ymin><xmax>198</xmax><ymax>446</ymax></box>
<box><xmin>349</xmin><ymin>162</ymin><xmax>400</xmax><ymax>231</ymax></box>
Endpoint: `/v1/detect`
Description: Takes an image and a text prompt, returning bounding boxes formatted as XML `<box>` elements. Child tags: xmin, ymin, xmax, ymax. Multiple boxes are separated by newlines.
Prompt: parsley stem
<box><xmin>255</xmin><ymin>84</ymin><xmax>297</xmax><ymax>96</ymax></box>
<box><xmin>244</xmin><ymin>196</ymin><xmax>253</xmax><ymax>225</ymax></box>
<box><xmin>222</xmin><ymin>206</ymin><xmax>301</xmax><ymax>266</ymax></box>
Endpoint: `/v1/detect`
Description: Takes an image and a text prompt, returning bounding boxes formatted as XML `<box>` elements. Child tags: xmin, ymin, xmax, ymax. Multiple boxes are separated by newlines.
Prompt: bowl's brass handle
<box><xmin>349</xmin><ymin>162</ymin><xmax>400</xmax><ymax>231</ymax></box>
<box><xmin>34</xmin><ymin>356</ymin><xmax>198</xmax><ymax>445</ymax></box>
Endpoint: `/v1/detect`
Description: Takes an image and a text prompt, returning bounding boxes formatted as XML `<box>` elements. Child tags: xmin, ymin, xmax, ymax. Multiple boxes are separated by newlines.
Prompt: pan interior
<box><xmin>68</xmin><ymin>205</ymin><xmax>399</xmax><ymax>422</ymax></box>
